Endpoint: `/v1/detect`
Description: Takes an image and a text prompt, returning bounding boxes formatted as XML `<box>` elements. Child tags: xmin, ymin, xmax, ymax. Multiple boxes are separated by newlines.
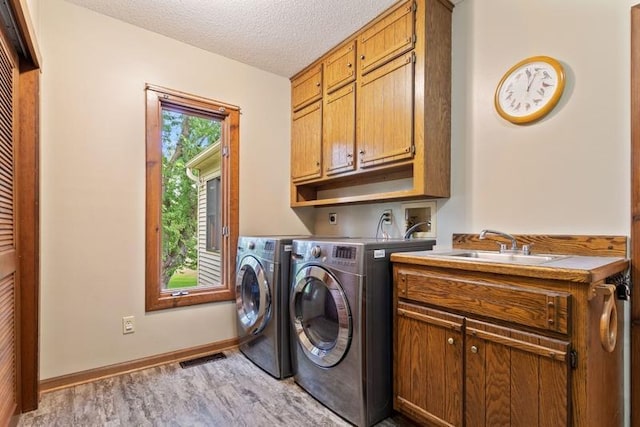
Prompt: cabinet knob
<box><xmin>346</xmin><ymin>153</ymin><xmax>353</xmax><ymax>158</ymax></box>
<box><xmin>470</xmin><ymin>345</ymin><xmax>478</xmax><ymax>354</ymax></box>
<box><xmin>316</xmin><ymin>161</ymin><xmax>320</xmax><ymax>166</ymax></box>
<box><xmin>447</xmin><ymin>337</ymin><xmax>454</xmax><ymax>345</ymax></box>
<box><xmin>359</xmin><ymin>149</ymin><xmax>365</xmax><ymax>155</ymax></box>
<box><xmin>316</xmin><ymin>82</ymin><xmax>321</xmax><ymax>87</ymax></box>
<box><xmin>360</xmin><ymin>55</ymin><xmax>365</xmax><ymax>60</ymax></box>
<box><xmin>347</xmin><ymin>62</ymin><xmax>352</xmax><ymax>68</ymax></box>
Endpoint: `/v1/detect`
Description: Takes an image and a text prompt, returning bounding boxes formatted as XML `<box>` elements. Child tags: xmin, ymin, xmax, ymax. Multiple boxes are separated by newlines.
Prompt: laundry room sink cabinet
<box><xmin>391</xmin><ymin>235</ymin><xmax>629</xmax><ymax>427</ymax></box>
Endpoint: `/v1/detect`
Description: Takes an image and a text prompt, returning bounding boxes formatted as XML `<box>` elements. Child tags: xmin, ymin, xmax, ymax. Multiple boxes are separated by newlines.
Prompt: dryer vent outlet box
<box><xmin>402</xmin><ymin>201</ymin><xmax>436</xmax><ymax>239</ymax></box>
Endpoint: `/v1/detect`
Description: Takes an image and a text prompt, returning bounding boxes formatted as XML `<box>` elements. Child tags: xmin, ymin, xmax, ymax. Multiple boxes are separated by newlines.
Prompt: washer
<box><xmin>236</xmin><ymin>236</ymin><xmax>305</xmax><ymax>379</ymax></box>
<box><xmin>290</xmin><ymin>238</ymin><xmax>435</xmax><ymax>426</ymax></box>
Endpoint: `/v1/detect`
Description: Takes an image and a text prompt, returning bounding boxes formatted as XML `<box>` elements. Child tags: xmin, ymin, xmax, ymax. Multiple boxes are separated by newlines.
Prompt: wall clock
<box><xmin>494</xmin><ymin>55</ymin><xmax>565</xmax><ymax>124</ymax></box>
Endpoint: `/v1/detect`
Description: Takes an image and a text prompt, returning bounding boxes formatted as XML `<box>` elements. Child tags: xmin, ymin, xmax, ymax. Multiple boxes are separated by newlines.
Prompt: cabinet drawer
<box><xmin>292</xmin><ymin>64</ymin><xmax>322</xmax><ymax>111</ymax></box>
<box><xmin>359</xmin><ymin>0</ymin><xmax>415</xmax><ymax>75</ymax></box>
<box><xmin>397</xmin><ymin>268</ymin><xmax>570</xmax><ymax>334</ymax></box>
<box><xmin>325</xmin><ymin>40</ymin><xmax>356</xmax><ymax>94</ymax></box>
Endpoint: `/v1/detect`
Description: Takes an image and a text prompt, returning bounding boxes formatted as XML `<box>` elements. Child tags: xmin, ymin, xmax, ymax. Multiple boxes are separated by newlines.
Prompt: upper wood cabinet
<box><xmin>357</xmin><ymin>52</ymin><xmax>415</xmax><ymax>169</ymax></box>
<box><xmin>324</xmin><ymin>83</ymin><xmax>356</xmax><ymax>176</ymax></box>
<box><xmin>290</xmin><ymin>0</ymin><xmax>453</xmax><ymax>206</ymax></box>
<box><xmin>291</xmin><ymin>64</ymin><xmax>322</xmax><ymax>112</ymax></box>
<box><xmin>324</xmin><ymin>40</ymin><xmax>356</xmax><ymax>94</ymax></box>
<box><xmin>291</xmin><ymin>100</ymin><xmax>322</xmax><ymax>182</ymax></box>
<box><xmin>359</xmin><ymin>0</ymin><xmax>415</xmax><ymax>76</ymax></box>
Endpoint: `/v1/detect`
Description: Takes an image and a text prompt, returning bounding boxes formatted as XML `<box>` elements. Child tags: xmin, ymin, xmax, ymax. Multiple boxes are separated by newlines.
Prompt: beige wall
<box><xmin>38</xmin><ymin>0</ymin><xmax>309</xmax><ymax>379</ymax></box>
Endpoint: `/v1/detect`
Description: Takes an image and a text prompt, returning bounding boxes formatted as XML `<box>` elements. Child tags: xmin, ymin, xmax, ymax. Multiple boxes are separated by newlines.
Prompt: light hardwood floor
<box><xmin>19</xmin><ymin>349</ymin><xmax>415</xmax><ymax>426</ymax></box>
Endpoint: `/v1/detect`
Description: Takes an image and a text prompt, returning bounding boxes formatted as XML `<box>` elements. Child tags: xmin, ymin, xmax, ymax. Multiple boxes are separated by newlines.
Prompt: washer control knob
<box><xmin>248</xmin><ymin>241</ymin><xmax>255</xmax><ymax>250</ymax></box>
<box><xmin>311</xmin><ymin>246</ymin><xmax>322</xmax><ymax>258</ymax></box>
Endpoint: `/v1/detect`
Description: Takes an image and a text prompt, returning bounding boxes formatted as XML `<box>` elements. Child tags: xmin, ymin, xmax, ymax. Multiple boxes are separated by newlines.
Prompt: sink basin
<box><xmin>427</xmin><ymin>250</ymin><xmax>565</xmax><ymax>265</ymax></box>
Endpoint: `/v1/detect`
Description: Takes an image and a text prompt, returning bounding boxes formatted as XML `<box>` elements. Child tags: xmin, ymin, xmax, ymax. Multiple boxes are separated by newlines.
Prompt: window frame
<box><xmin>206</xmin><ymin>176</ymin><xmax>221</xmax><ymax>252</ymax></box>
<box><xmin>145</xmin><ymin>84</ymin><xmax>239</xmax><ymax>311</ymax></box>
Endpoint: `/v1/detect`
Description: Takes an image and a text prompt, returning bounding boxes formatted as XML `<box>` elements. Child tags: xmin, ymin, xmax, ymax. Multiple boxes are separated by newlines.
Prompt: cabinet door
<box><xmin>325</xmin><ymin>40</ymin><xmax>356</xmax><ymax>94</ymax></box>
<box><xmin>465</xmin><ymin>319</ymin><xmax>570</xmax><ymax>427</ymax></box>
<box><xmin>359</xmin><ymin>0</ymin><xmax>415</xmax><ymax>75</ymax></box>
<box><xmin>323</xmin><ymin>83</ymin><xmax>355</xmax><ymax>176</ymax></box>
<box><xmin>291</xmin><ymin>100</ymin><xmax>322</xmax><ymax>182</ymax></box>
<box><xmin>357</xmin><ymin>52</ymin><xmax>414</xmax><ymax>169</ymax></box>
<box><xmin>395</xmin><ymin>301</ymin><xmax>463</xmax><ymax>426</ymax></box>
<box><xmin>292</xmin><ymin>64</ymin><xmax>322</xmax><ymax>111</ymax></box>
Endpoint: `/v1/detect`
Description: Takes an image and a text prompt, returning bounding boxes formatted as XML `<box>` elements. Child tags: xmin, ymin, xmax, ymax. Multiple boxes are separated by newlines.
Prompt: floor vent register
<box><xmin>179</xmin><ymin>352</ymin><xmax>227</xmax><ymax>368</ymax></box>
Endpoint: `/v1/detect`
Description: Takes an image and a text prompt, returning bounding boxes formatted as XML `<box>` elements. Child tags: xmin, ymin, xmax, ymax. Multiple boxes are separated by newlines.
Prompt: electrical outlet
<box><xmin>329</xmin><ymin>212</ymin><xmax>338</xmax><ymax>225</ymax></box>
<box><xmin>122</xmin><ymin>316</ymin><xmax>135</xmax><ymax>334</ymax></box>
<box><xmin>382</xmin><ymin>209</ymin><xmax>392</xmax><ymax>225</ymax></box>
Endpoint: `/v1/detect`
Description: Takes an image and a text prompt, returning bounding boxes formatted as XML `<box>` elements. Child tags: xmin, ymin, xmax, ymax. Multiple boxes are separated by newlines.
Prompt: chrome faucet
<box><xmin>478</xmin><ymin>229</ymin><xmax>518</xmax><ymax>252</ymax></box>
<box><xmin>404</xmin><ymin>221</ymin><xmax>431</xmax><ymax>239</ymax></box>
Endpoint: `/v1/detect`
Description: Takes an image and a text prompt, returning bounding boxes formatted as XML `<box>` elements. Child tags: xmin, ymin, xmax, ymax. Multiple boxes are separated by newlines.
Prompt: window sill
<box><xmin>145</xmin><ymin>287</ymin><xmax>234</xmax><ymax>312</ymax></box>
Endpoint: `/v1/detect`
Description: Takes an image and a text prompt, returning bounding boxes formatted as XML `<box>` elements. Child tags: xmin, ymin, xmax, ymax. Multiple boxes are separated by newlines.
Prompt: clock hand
<box><xmin>527</xmin><ymin>71</ymin><xmax>537</xmax><ymax>92</ymax></box>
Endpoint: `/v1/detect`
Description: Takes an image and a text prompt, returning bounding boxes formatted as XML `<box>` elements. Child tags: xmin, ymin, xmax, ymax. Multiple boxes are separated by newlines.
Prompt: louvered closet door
<box><xmin>0</xmin><ymin>24</ymin><xmax>18</xmax><ymax>425</ymax></box>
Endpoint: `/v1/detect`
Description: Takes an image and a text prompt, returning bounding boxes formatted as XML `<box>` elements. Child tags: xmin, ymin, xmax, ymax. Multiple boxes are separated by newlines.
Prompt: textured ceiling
<box><xmin>63</xmin><ymin>0</ymin><xmax>404</xmax><ymax>77</ymax></box>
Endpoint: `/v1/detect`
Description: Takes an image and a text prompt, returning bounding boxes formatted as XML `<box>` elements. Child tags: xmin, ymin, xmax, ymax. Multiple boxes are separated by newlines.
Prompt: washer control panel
<box><xmin>292</xmin><ymin>240</ymin><xmax>361</xmax><ymax>273</ymax></box>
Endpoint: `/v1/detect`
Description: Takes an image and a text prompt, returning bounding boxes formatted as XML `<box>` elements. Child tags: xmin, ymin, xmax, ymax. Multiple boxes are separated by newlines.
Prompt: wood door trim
<box><xmin>631</xmin><ymin>5</ymin><xmax>640</xmax><ymax>426</ymax></box>
<box><xmin>7</xmin><ymin>0</ymin><xmax>40</xmax><ymax>69</ymax></box>
<box><xmin>16</xmin><ymin>67</ymin><xmax>39</xmax><ymax>412</ymax></box>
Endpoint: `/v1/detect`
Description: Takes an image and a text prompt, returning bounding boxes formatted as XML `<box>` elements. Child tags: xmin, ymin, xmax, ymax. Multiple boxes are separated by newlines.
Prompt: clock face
<box><xmin>495</xmin><ymin>56</ymin><xmax>565</xmax><ymax>124</ymax></box>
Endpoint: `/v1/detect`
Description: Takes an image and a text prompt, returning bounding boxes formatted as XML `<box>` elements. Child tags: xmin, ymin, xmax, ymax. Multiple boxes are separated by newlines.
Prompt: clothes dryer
<box><xmin>236</xmin><ymin>236</ymin><xmax>304</xmax><ymax>379</ymax></box>
<box><xmin>289</xmin><ymin>238</ymin><xmax>435</xmax><ymax>426</ymax></box>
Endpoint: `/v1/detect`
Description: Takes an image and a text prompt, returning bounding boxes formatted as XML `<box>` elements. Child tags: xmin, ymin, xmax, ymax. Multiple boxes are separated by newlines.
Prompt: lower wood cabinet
<box><xmin>465</xmin><ymin>319</ymin><xmax>569</xmax><ymax>427</ymax></box>
<box><xmin>395</xmin><ymin>301</ymin><xmax>463</xmax><ymax>426</ymax></box>
<box><xmin>393</xmin><ymin>262</ymin><xmax>624</xmax><ymax>427</ymax></box>
<box><xmin>395</xmin><ymin>301</ymin><xmax>569</xmax><ymax>427</ymax></box>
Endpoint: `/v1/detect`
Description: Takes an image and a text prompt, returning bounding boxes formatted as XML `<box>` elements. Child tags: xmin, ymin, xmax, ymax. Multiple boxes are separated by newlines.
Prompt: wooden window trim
<box><xmin>206</xmin><ymin>177</ymin><xmax>221</xmax><ymax>252</ymax></box>
<box><xmin>145</xmin><ymin>84</ymin><xmax>238</xmax><ymax>311</ymax></box>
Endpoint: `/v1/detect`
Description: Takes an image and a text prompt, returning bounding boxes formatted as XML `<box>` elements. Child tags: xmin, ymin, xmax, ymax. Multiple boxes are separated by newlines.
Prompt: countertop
<box><xmin>391</xmin><ymin>249</ymin><xmax>629</xmax><ymax>283</ymax></box>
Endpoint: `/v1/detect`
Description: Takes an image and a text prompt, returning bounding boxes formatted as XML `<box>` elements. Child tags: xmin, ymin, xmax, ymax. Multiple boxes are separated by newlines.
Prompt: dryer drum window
<box><xmin>291</xmin><ymin>266</ymin><xmax>352</xmax><ymax>368</ymax></box>
<box><xmin>235</xmin><ymin>257</ymin><xmax>271</xmax><ymax>334</ymax></box>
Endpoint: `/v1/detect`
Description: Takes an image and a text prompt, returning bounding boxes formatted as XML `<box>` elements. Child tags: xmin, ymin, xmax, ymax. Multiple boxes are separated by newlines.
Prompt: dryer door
<box><xmin>236</xmin><ymin>256</ymin><xmax>271</xmax><ymax>335</ymax></box>
<box><xmin>290</xmin><ymin>265</ymin><xmax>352</xmax><ymax>368</ymax></box>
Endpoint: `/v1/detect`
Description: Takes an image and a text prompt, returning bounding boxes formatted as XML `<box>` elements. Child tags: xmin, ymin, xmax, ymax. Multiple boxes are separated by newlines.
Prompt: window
<box><xmin>145</xmin><ymin>84</ymin><xmax>239</xmax><ymax>311</ymax></box>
